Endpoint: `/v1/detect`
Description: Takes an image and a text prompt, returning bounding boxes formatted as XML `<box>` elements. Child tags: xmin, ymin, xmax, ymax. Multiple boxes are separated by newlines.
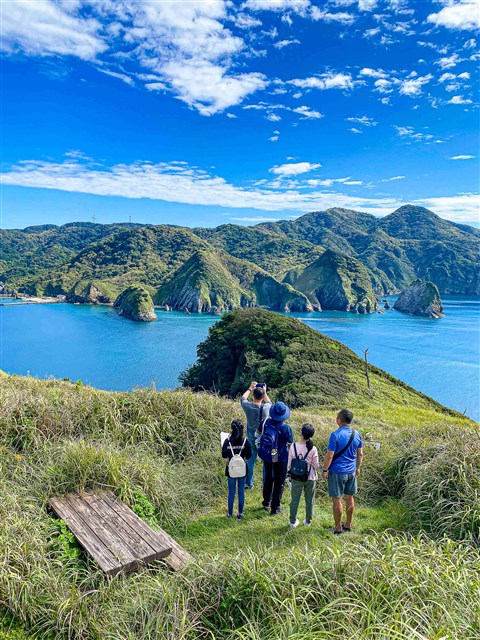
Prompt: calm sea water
<box><xmin>1</xmin><ymin>297</ymin><xmax>478</xmax><ymax>421</ymax></box>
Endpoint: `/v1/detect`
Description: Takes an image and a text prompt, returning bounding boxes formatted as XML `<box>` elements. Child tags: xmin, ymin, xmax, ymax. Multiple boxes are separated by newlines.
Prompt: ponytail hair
<box><xmin>301</xmin><ymin>423</ymin><xmax>315</xmax><ymax>452</ymax></box>
<box><xmin>230</xmin><ymin>419</ymin><xmax>244</xmax><ymax>444</ymax></box>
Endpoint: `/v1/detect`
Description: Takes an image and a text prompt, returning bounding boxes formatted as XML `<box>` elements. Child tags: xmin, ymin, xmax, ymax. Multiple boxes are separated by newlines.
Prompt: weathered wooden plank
<box><xmin>49</xmin><ymin>497</ymin><xmax>120</xmax><ymax>574</ymax></box>
<box><xmin>80</xmin><ymin>490</ymin><xmax>159</xmax><ymax>564</ymax></box>
<box><xmin>102</xmin><ymin>492</ymin><xmax>172</xmax><ymax>555</ymax></box>
<box><xmin>66</xmin><ymin>494</ymin><xmax>139</xmax><ymax>573</ymax></box>
<box><xmin>104</xmin><ymin>493</ymin><xmax>192</xmax><ymax>571</ymax></box>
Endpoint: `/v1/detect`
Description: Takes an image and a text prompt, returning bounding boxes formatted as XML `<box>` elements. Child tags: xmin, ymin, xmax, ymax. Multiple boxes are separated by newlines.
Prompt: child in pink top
<box><xmin>287</xmin><ymin>424</ymin><xmax>319</xmax><ymax>527</ymax></box>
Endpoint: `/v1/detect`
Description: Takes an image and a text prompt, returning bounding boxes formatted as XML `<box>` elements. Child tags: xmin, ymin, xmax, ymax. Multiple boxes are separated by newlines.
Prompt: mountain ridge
<box><xmin>1</xmin><ymin>205</ymin><xmax>478</xmax><ymax>311</ymax></box>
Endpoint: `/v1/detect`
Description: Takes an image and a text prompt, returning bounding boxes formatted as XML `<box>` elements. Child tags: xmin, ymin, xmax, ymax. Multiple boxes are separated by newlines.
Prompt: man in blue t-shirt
<box><xmin>321</xmin><ymin>408</ymin><xmax>363</xmax><ymax>534</ymax></box>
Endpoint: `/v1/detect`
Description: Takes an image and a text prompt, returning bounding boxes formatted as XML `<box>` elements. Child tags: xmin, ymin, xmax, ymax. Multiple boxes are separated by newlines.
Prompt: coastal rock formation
<box><xmin>114</xmin><ymin>285</ymin><xmax>157</xmax><ymax>322</ymax></box>
<box><xmin>156</xmin><ymin>249</ymin><xmax>313</xmax><ymax>313</ymax></box>
<box><xmin>393</xmin><ymin>280</ymin><xmax>444</xmax><ymax>318</ymax></box>
<box><xmin>295</xmin><ymin>249</ymin><xmax>378</xmax><ymax>313</ymax></box>
<box><xmin>67</xmin><ymin>280</ymin><xmax>119</xmax><ymax>304</ymax></box>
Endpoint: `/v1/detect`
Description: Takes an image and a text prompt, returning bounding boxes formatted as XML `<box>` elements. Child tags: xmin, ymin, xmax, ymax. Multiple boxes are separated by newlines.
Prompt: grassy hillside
<box><xmin>181</xmin><ymin>308</ymin><xmax>460</xmax><ymax>412</ymax></box>
<box><xmin>0</xmin><ymin>371</ymin><xmax>478</xmax><ymax>639</ymax></box>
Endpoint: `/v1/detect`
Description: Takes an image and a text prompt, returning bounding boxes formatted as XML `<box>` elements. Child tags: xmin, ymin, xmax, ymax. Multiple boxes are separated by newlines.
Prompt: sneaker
<box><xmin>342</xmin><ymin>524</ymin><xmax>351</xmax><ymax>532</ymax></box>
<box><xmin>289</xmin><ymin>519</ymin><xmax>299</xmax><ymax>528</ymax></box>
<box><xmin>237</xmin><ymin>514</ymin><xmax>243</xmax><ymax>520</ymax></box>
<box><xmin>227</xmin><ymin>514</ymin><xmax>233</xmax><ymax>518</ymax></box>
<box><xmin>262</xmin><ymin>505</ymin><xmax>270</xmax><ymax>511</ymax></box>
<box><xmin>304</xmin><ymin>520</ymin><xmax>312</xmax><ymax>527</ymax></box>
<box><xmin>271</xmin><ymin>508</ymin><xmax>285</xmax><ymax>516</ymax></box>
<box><xmin>245</xmin><ymin>485</ymin><xmax>254</xmax><ymax>490</ymax></box>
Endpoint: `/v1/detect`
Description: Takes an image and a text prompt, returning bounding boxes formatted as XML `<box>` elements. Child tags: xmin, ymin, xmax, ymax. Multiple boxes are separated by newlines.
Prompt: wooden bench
<box><xmin>49</xmin><ymin>489</ymin><xmax>192</xmax><ymax>575</ymax></box>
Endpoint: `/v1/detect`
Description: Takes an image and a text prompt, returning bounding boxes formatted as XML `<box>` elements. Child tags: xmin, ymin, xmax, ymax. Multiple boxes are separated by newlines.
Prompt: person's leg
<box><xmin>237</xmin><ymin>477</ymin><xmax>246</xmax><ymax>516</ymax></box>
<box><xmin>271</xmin><ymin>460</ymin><xmax>288</xmax><ymax>513</ymax></box>
<box><xmin>289</xmin><ymin>479</ymin><xmax>303</xmax><ymax>524</ymax></box>
<box><xmin>304</xmin><ymin>480</ymin><xmax>316</xmax><ymax>524</ymax></box>
<box><xmin>227</xmin><ymin>477</ymin><xmax>236</xmax><ymax>517</ymax></box>
<box><xmin>332</xmin><ymin>497</ymin><xmax>343</xmax><ymax>532</ymax></box>
<box><xmin>246</xmin><ymin>435</ymin><xmax>257</xmax><ymax>488</ymax></box>
<box><xmin>343</xmin><ymin>474</ymin><xmax>358</xmax><ymax>529</ymax></box>
<box><xmin>262</xmin><ymin>462</ymin><xmax>274</xmax><ymax>508</ymax></box>
<box><xmin>345</xmin><ymin>495</ymin><xmax>354</xmax><ymax>529</ymax></box>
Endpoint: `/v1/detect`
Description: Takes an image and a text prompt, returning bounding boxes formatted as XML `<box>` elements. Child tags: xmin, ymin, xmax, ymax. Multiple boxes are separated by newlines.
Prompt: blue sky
<box><xmin>1</xmin><ymin>0</ymin><xmax>479</xmax><ymax>229</ymax></box>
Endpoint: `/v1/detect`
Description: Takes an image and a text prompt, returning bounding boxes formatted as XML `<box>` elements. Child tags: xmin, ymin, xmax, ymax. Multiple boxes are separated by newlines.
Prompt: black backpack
<box><xmin>290</xmin><ymin>443</ymin><xmax>310</xmax><ymax>482</ymax></box>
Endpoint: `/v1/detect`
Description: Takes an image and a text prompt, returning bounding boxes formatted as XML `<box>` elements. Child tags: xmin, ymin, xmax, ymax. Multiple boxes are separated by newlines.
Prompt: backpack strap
<box><xmin>239</xmin><ymin>438</ymin><xmax>246</xmax><ymax>455</ymax></box>
<box><xmin>332</xmin><ymin>430</ymin><xmax>356</xmax><ymax>462</ymax></box>
<box><xmin>228</xmin><ymin>440</ymin><xmax>235</xmax><ymax>458</ymax></box>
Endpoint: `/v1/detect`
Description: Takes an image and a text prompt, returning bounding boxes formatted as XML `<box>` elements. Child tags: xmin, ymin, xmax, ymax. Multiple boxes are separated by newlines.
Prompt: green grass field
<box><xmin>0</xmin><ymin>373</ymin><xmax>479</xmax><ymax>639</ymax></box>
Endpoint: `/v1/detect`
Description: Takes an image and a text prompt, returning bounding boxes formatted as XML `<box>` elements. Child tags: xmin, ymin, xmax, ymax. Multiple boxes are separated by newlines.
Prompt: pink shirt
<box><xmin>287</xmin><ymin>442</ymin><xmax>319</xmax><ymax>481</ymax></box>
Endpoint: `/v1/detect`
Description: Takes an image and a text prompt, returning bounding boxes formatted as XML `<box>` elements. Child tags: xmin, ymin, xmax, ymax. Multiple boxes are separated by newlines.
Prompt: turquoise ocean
<box><xmin>1</xmin><ymin>296</ymin><xmax>478</xmax><ymax>421</ymax></box>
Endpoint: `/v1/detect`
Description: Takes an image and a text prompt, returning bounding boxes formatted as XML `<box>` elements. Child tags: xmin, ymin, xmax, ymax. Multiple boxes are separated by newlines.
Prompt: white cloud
<box><xmin>436</xmin><ymin>54</ymin><xmax>460</xmax><ymax>69</ymax></box>
<box><xmin>449</xmin><ymin>95</ymin><xmax>473</xmax><ymax>104</ymax></box>
<box><xmin>414</xmin><ymin>194</ymin><xmax>480</xmax><ymax>223</ymax></box>
<box><xmin>234</xmin><ymin>13</ymin><xmax>263</xmax><ymax>29</ymax></box>
<box><xmin>310</xmin><ymin>7</ymin><xmax>356</xmax><ymax>23</ymax></box>
<box><xmin>1</xmin><ymin>156</ymin><xmax>406</xmax><ymax>217</ymax></box>
<box><xmin>291</xmin><ymin>71</ymin><xmax>355</xmax><ymax>90</ymax></box>
<box><xmin>230</xmin><ymin>216</ymin><xmax>281</xmax><ymax>221</ymax></box>
<box><xmin>226</xmin><ymin>113</ymin><xmax>238</xmax><ymax>118</ymax></box>
<box><xmin>349</xmin><ymin>127</ymin><xmax>362</xmax><ymax>133</ymax></box>
<box><xmin>269</xmin><ymin>135</ymin><xmax>279</xmax><ymax>142</ymax></box>
<box><xmin>450</xmin><ymin>155</ymin><xmax>476</xmax><ymax>160</ymax></box>
<box><xmin>273</xmin><ymin>39</ymin><xmax>301</xmax><ymax>48</ymax></box>
<box><xmin>463</xmin><ymin>38</ymin><xmax>477</xmax><ymax>48</ymax></box>
<box><xmin>358</xmin><ymin>0</ymin><xmax>378</xmax><ymax>10</ymax></box>
<box><xmin>97</xmin><ymin>68</ymin><xmax>134</xmax><ymax>86</ymax></box>
<box><xmin>346</xmin><ymin>115</ymin><xmax>377</xmax><ymax>126</ymax></box>
<box><xmin>0</xmin><ymin>0</ymin><xmax>106</xmax><ymax>59</ymax></box>
<box><xmin>399</xmin><ymin>74</ymin><xmax>432</xmax><ymax>96</ymax></box>
<box><xmin>270</xmin><ymin>161</ymin><xmax>321</xmax><ymax>176</ymax></box>
<box><xmin>380</xmin><ymin>175</ymin><xmax>406</xmax><ymax>181</ymax></box>
<box><xmin>439</xmin><ymin>72</ymin><xmax>457</xmax><ymax>82</ymax></box>
<box><xmin>243</xmin><ymin>0</ymin><xmax>311</xmax><ymax>14</ymax></box>
<box><xmin>394</xmin><ymin>125</ymin><xmax>439</xmax><ymax>143</ymax></box>
<box><xmin>427</xmin><ymin>1</ymin><xmax>480</xmax><ymax>31</ymax></box>
<box><xmin>292</xmin><ymin>105</ymin><xmax>323</xmax><ymax>119</ymax></box>
<box><xmin>374</xmin><ymin>78</ymin><xmax>394</xmax><ymax>93</ymax></box>
<box><xmin>359</xmin><ymin>67</ymin><xmax>387</xmax><ymax>78</ymax></box>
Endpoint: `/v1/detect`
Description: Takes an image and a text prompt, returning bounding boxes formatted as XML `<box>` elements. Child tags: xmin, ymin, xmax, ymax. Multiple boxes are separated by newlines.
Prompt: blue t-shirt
<box><xmin>327</xmin><ymin>426</ymin><xmax>363</xmax><ymax>475</ymax></box>
<box><xmin>263</xmin><ymin>418</ymin><xmax>293</xmax><ymax>462</ymax></box>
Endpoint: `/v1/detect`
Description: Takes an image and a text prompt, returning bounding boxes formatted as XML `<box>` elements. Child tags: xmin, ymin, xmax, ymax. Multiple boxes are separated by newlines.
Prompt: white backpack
<box><xmin>228</xmin><ymin>439</ymin><xmax>247</xmax><ymax>478</ymax></box>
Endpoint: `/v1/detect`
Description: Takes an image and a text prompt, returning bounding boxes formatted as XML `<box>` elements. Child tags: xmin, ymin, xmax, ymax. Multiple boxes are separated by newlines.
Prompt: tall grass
<box><xmin>0</xmin><ymin>374</ymin><xmax>479</xmax><ymax>639</ymax></box>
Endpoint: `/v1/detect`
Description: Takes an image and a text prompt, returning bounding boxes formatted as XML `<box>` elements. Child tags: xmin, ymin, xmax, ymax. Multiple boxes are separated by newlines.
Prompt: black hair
<box><xmin>230</xmin><ymin>419</ymin><xmax>244</xmax><ymax>444</ymax></box>
<box><xmin>337</xmin><ymin>408</ymin><xmax>353</xmax><ymax>424</ymax></box>
<box><xmin>301</xmin><ymin>423</ymin><xmax>315</xmax><ymax>452</ymax></box>
<box><xmin>253</xmin><ymin>387</ymin><xmax>265</xmax><ymax>401</ymax></box>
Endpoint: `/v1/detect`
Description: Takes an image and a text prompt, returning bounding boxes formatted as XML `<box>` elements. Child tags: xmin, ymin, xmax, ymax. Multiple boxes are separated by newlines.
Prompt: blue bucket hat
<box><xmin>269</xmin><ymin>401</ymin><xmax>290</xmax><ymax>422</ymax></box>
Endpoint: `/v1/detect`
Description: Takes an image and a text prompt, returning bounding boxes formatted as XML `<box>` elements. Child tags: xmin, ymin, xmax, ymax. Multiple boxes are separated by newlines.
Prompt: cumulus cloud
<box><xmin>427</xmin><ymin>1</ymin><xmax>480</xmax><ymax>31</ymax></box>
<box><xmin>270</xmin><ymin>161</ymin><xmax>321</xmax><ymax>176</ymax></box>
<box><xmin>394</xmin><ymin>125</ymin><xmax>439</xmax><ymax>143</ymax></box>
<box><xmin>290</xmin><ymin>71</ymin><xmax>355</xmax><ymax>90</ymax></box>
<box><xmin>273</xmin><ymin>38</ymin><xmax>300</xmax><ymax>48</ymax></box>
<box><xmin>450</xmin><ymin>155</ymin><xmax>476</xmax><ymax>159</ymax></box>
<box><xmin>243</xmin><ymin>0</ymin><xmax>311</xmax><ymax>14</ymax></box>
<box><xmin>436</xmin><ymin>53</ymin><xmax>460</xmax><ymax>69</ymax></box>
<box><xmin>0</xmin><ymin>0</ymin><xmax>106</xmax><ymax>59</ymax></box>
<box><xmin>449</xmin><ymin>95</ymin><xmax>473</xmax><ymax>104</ymax></box>
<box><xmin>414</xmin><ymin>194</ymin><xmax>480</xmax><ymax>222</ymax></box>
<box><xmin>346</xmin><ymin>115</ymin><xmax>378</xmax><ymax>126</ymax></box>
<box><xmin>292</xmin><ymin>105</ymin><xmax>323</xmax><ymax>119</ymax></box>
<box><xmin>399</xmin><ymin>74</ymin><xmax>433</xmax><ymax>96</ymax></box>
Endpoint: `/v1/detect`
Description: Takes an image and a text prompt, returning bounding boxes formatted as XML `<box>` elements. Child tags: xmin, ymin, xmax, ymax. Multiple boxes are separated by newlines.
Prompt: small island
<box><xmin>114</xmin><ymin>285</ymin><xmax>157</xmax><ymax>322</ymax></box>
<box><xmin>393</xmin><ymin>280</ymin><xmax>444</xmax><ymax>318</ymax></box>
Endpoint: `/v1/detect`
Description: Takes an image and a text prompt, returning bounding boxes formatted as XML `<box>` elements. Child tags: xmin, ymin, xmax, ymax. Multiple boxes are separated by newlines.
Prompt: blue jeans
<box><xmin>246</xmin><ymin>434</ymin><xmax>258</xmax><ymax>488</ymax></box>
<box><xmin>228</xmin><ymin>476</ymin><xmax>246</xmax><ymax>516</ymax></box>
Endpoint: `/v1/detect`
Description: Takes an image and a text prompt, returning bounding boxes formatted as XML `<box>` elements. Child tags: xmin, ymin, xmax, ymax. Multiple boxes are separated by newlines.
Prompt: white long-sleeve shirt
<box><xmin>287</xmin><ymin>442</ymin><xmax>319</xmax><ymax>481</ymax></box>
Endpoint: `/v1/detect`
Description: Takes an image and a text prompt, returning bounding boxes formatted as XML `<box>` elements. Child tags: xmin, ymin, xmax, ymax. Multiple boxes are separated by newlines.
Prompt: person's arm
<box><xmin>355</xmin><ymin>447</ymin><xmax>363</xmax><ymax>477</ymax></box>
<box><xmin>286</xmin><ymin>442</ymin><xmax>294</xmax><ymax>472</ymax></box>
<box><xmin>310</xmin><ymin>447</ymin><xmax>320</xmax><ymax>471</ymax></box>
<box><xmin>321</xmin><ymin>450</ymin><xmax>334</xmax><ymax>480</ymax></box>
<box><xmin>222</xmin><ymin>439</ymin><xmax>230</xmax><ymax>459</ymax></box>
<box><xmin>263</xmin><ymin>385</ymin><xmax>272</xmax><ymax>404</ymax></box>
<box><xmin>244</xmin><ymin>440</ymin><xmax>252</xmax><ymax>460</ymax></box>
<box><xmin>242</xmin><ymin>381</ymin><xmax>257</xmax><ymax>400</ymax></box>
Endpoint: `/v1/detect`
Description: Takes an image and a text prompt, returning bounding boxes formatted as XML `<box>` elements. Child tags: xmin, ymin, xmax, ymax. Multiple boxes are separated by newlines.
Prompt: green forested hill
<box><xmin>1</xmin><ymin>205</ymin><xmax>478</xmax><ymax>310</ymax></box>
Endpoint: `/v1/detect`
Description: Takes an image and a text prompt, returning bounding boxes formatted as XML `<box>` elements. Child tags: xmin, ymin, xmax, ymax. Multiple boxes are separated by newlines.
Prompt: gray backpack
<box><xmin>228</xmin><ymin>439</ymin><xmax>247</xmax><ymax>478</ymax></box>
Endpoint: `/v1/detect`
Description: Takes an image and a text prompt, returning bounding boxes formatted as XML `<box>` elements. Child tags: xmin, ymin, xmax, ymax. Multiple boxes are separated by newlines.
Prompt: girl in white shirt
<box><xmin>287</xmin><ymin>424</ymin><xmax>319</xmax><ymax>528</ymax></box>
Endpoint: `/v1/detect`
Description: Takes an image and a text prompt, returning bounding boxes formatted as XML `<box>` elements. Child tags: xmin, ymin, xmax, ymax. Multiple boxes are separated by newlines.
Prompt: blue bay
<box><xmin>1</xmin><ymin>296</ymin><xmax>478</xmax><ymax>421</ymax></box>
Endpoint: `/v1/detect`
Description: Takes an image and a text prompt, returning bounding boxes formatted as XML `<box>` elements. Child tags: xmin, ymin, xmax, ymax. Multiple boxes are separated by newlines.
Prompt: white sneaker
<box><xmin>304</xmin><ymin>520</ymin><xmax>312</xmax><ymax>527</ymax></box>
<box><xmin>289</xmin><ymin>519</ymin><xmax>299</xmax><ymax>528</ymax></box>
